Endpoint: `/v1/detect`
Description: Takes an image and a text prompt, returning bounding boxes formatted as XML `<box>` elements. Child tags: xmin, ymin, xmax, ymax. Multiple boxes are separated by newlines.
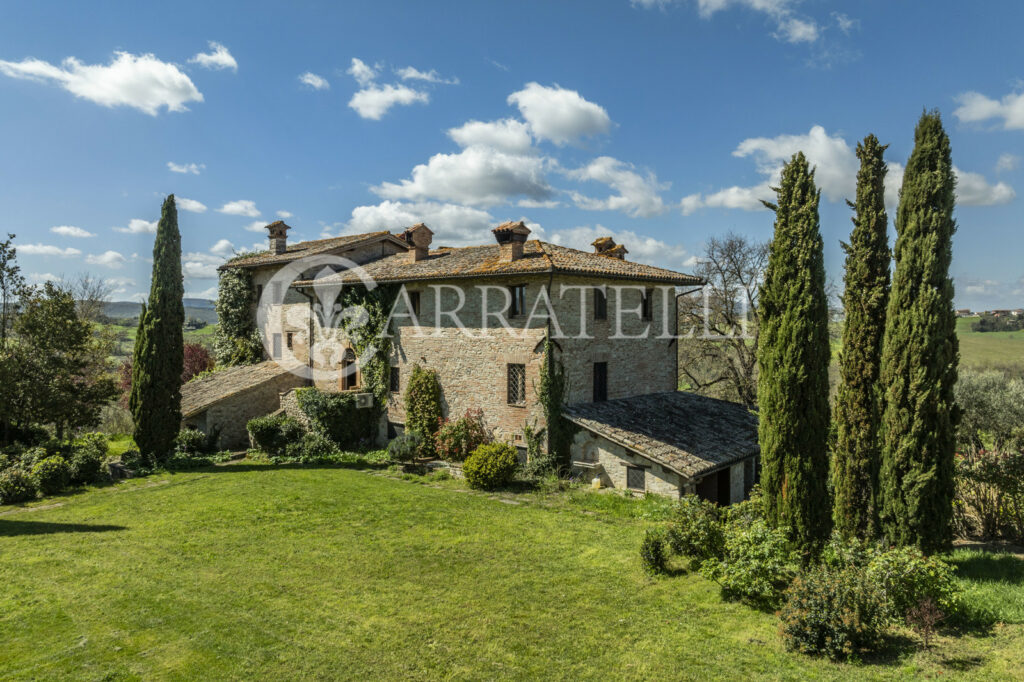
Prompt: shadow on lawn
<box><xmin>947</xmin><ymin>551</ymin><xmax>1024</xmax><ymax>585</ymax></box>
<box><xmin>197</xmin><ymin>461</ymin><xmax>391</xmax><ymax>474</ymax></box>
<box><xmin>0</xmin><ymin>520</ymin><xmax>126</xmax><ymax>537</ymax></box>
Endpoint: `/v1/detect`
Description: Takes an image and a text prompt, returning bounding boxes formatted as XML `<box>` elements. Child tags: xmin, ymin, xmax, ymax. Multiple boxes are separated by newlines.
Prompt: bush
<box><xmin>866</xmin><ymin>546</ymin><xmax>962</xmax><ymax>623</ymax></box>
<box><xmin>521</xmin><ymin>421</ymin><xmax>560</xmax><ymax>478</ymax></box>
<box><xmin>434</xmin><ymin>409</ymin><xmax>491</xmax><ymax>462</ymax></box>
<box><xmin>404</xmin><ymin>365</ymin><xmax>442</xmax><ymax>457</ymax></box>
<box><xmin>166</xmin><ymin>451</ymin><xmax>232</xmax><ymax>470</ymax></box>
<box><xmin>666</xmin><ymin>495</ymin><xmax>725</xmax><ymax>569</ymax></box>
<box><xmin>69</xmin><ymin>433</ymin><xmax>109</xmax><ymax>485</ymax></box>
<box><xmin>247</xmin><ymin>414</ymin><xmax>305</xmax><ymax>456</ymax></box>
<box><xmin>280</xmin><ymin>431</ymin><xmax>339</xmax><ymax>463</ymax></box>
<box><xmin>700</xmin><ymin>518</ymin><xmax>797</xmax><ymax>608</ymax></box>
<box><xmin>779</xmin><ymin>564</ymin><xmax>888</xmax><ymax>660</ymax></box>
<box><xmin>19</xmin><ymin>446</ymin><xmax>49</xmax><ymax>470</ymax></box>
<box><xmin>175</xmin><ymin>427</ymin><xmax>220</xmax><ymax>456</ymax></box>
<box><xmin>640</xmin><ymin>528</ymin><xmax>670</xmax><ymax>575</ymax></box>
<box><xmin>296</xmin><ymin>387</ymin><xmax>377</xmax><ymax>449</ymax></box>
<box><xmin>30</xmin><ymin>455</ymin><xmax>71</xmax><ymax>495</ymax></box>
<box><xmin>387</xmin><ymin>431</ymin><xmax>423</xmax><ymax>463</ymax></box>
<box><xmin>463</xmin><ymin>442</ymin><xmax>519</xmax><ymax>490</ymax></box>
<box><xmin>0</xmin><ymin>467</ymin><xmax>36</xmax><ymax>504</ymax></box>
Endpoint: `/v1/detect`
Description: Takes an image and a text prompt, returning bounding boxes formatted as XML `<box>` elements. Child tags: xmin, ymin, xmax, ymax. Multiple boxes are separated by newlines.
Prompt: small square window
<box><xmin>507</xmin><ymin>363</ymin><xmax>526</xmax><ymax>405</ymax></box>
<box><xmin>594</xmin><ymin>287</ymin><xmax>607</xmax><ymax>320</ymax></box>
<box><xmin>626</xmin><ymin>466</ymin><xmax>645</xmax><ymax>491</ymax></box>
<box><xmin>390</xmin><ymin>367</ymin><xmax>400</xmax><ymax>393</ymax></box>
<box><xmin>641</xmin><ymin>288</ymin><xmax>654</xmax><ymax>321</ymax></box>
<box><xmin>509</xmin><ymin>285</ymin><xmax>526</xmax><ymax>317</ymax></box>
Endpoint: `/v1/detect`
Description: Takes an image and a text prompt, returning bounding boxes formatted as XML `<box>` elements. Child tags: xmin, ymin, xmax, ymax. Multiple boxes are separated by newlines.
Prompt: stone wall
<box><xmin>569</xmin><ymin>428</ymin><xmax>682</xmax><ymax>497</ymax></box>
<box><xmin>188</xmin><ymin>372</ymin><xmax>306</xmax><ymax>450</ymax></box>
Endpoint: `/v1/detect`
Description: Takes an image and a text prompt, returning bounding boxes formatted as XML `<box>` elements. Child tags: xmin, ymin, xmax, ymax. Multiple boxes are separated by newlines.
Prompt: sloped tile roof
<box><xmin>562</xmin><ymin>391</ymin><xmax>758</xmax><ymax>480</ymax></box>
<box><xmin>181</xmin><ymin>361</ymin><xmax>299</xmax><ymax>418</ymax></box>
<box><xmin>293</xmin><ymin>240</ymin><xmax>702</xmax><ymax>287</ymax></box>
<box><xmin>219</xmin><ymin>231</ymin><xmax>408</xmax><ymax>270</ymax></box>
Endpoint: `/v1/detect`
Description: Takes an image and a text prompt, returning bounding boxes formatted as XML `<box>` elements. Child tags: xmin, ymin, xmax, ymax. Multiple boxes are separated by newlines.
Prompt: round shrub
<box><xmin>463</xmin><ymin>442</ymin><xmax>518</xmax><ymax>490</ymax></box>
<box><xmin>20</xmin><ymin>446</ymin><xmax>49</xmax><ymax>470</ymax></box>
<box><xmin>666</xmin><ymin>495</ymin><xmax>725</xmax><ymax>569</ymax></box>
<box><xmin>387</xmin><ymin>431</ymin><xmax>423</xmax><ymax>463</ymax></box>
<box><xmin>175</xmin><ymin>427</ymin><xmax>220</xmax><ymax>456</ymax></box>
<box><xmin>247</xmin><ymin>415</ymin><xmax>305</xmax><ymax>456</ymax></box>
<box><xmin>866</xmin><ymin>546</ymin><xmax>962</xmax><ymax>622</ymax></box>
<box><xmin>640</xmin><ymin>528</ymin><xmax>669</xmax><ymax>575</ymax></box>
<box><xmin>281</xmin><ymin>431</ymin><xmax>338</xmax><ymax>463</ymax></box>
<box><xmin>119</xmin><ymin>449</ymin><xmax>149</xmax><ymax>472</ymax></box>
<box><xmin>779</xmin><ymin>564</ymin><xmax>888</xmax><ymax>660</ymax></box>
<box><xmin>30</xmin><ymin>456</ymin><xmax>71</xmax><ymax>496</ymax></box>
<box><xmin>699</xmin><ymin>518</ymin><xmax>796</xmax><ymax>608</ymax></box>
<box><xmin>434</xmin><ymin>409</ymin><xmax>491</xmax><ymax>462</ymax></box>
<box><xmin>69</xmin><ymin>433</ymin><xmax>109</xmax><ymax>485</ymax></box>
<box><xmin>0</xmin><ymin>467</ymin><xmax>36</xmax><ymax>504</ymax></box>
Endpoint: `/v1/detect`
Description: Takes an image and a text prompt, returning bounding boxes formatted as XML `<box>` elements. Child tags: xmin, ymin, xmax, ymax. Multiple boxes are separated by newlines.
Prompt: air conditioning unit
<box><xmin>355</xmin><ymin>392</ymin><xmax>374</xmax><ymax>409</ymax></box>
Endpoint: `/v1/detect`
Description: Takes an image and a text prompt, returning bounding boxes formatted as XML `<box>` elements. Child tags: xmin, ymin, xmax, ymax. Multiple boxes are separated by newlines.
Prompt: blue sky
<box><xmin>1</xmin><ymin>0</ymin><xmax>1022</xmax><ymax>309</ymax></box>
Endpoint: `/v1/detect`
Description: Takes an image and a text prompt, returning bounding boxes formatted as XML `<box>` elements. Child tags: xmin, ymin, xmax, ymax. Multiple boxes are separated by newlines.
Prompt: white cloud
<box><xmin>349</xmin><ymin>83</ymin><xmax>429</xmax><ymax>120</ymax></box>
<box><xmin>27</xmin><ymin>272</ymin><xmax>60</xmax><ymax>283</ymax></box>
<box><xmin>633</xmin><ymin>0</ymin><xmax>823</xmax><ymax>45</ymax></box>
<box><xmin>17</xmin><ymin>243</ymin><xmax>82</xmax><ymax>257</ymax></box>
<box><xmin>182</xmin><ymin>253</ymin><xmax>221</xmax><ymax>279</ymax></box>
<box><xmin>299</xmin><ymin>72</ymin><xmax>329</xmax><ymax>90</ymax></box>
<box><xmin>507</xmin><ymin>82</ymin><xmax>612</xmax><ymax>145</ymax></box>
<box><xmin>168</xmin><ymin>161</ymin><xmax>204</xmax><ymax>174</ymax></box>
<box><xmin>244</xmin><ymin>220</ymin><xmax>267</xmax><ymax>232</ymax></box>
<box><xmin>113</xmin><ymin>218</ymin><xmax>157</xmax><ymax>234</ymax></box>
<box><xmin>372</xmin><ymin>145</ymin><xmax>553</xmax><ymax>207</ymax></box>
<box><xmin>0</xmin><ymin>51</ymin><xmax>202</xmax><ymax>115</ymax></box>
<box><xmin>396</xmin><ymin>66</ymin><xmax>458</xmax><ymax>85</ymax></box>
<box><xmin>833</xmin><ymin>12</ymin><xmax>858</xmax><ymax>33</ymax></box>
<box><xmin>775</xmin><ymin>16</ymin><xmax>819</xmax><ymax>43</ymax></box>
<box><xmin>276</xmin><ymin>210</ymin><xmax>293</xmax><ymax>219</ymax></box>
<box><xmin>344</xmin><ymin>200</ymin><xmax>497</xmax><ymax>246</ymax></box>
<box><xmin>955</xmin><ymin>167</ymin><xmax>1016</xmax><ymax>206</ymax></box>
<box><xmin>568</xmin><ymin>156</ymin><xmax>669</xmax><ymax>217</ymax></box>
<box><xmin>210</xmin><ymin>239</ymin><xmax>235</xmax><ymax>257</ymax></box>
<box><xmin>548</xmin><ymin>224</ymin><xmax>694</xmax><ymax>272</ymax></box>
<box><xmin>347</xmin><ymin>58</ymin><xmax>379</xmax><ymax>87</ymax></box>
<box><xmin>448</xmin><ymin>118</ymin><xmax>534</xmax><ymax>154</ymax></box>
<box><xmin>954</xmin><ymin>89</ymin><xmax>1024</xmax><ymax>130</ymax></box>
<box><xmin>186</xmin><ymin>285</ymin><xmax>219</xmax><ymax>300</ymax></box>
<box><xmin>189</xmin><ymin>42</ymin><xmax>237</xmax><ymax>71</ymax></box>
<box><xmin>217</xmin><ymin>199</ymin><xmax>260</xmax><ymax>217</ymax></box>
<box><xmin>996</xmin><ymin>153</ymin><xmax>1020</xmax><ymax>173</ymax></box>
<box><xmin>86</xmin><ymin>250</ymin><xmax>127</xmax><ymax>268</ymax></box>
<box><xmin>104</xmin><ymin>276</ymin><xmax>135</xmax><ymax>294</ymax></box>
<box><xmin>681</xmin><ymin>182</ymin><xmax>773</xmax><ymax>214</ymax></box>
<box><xmin>177</xmin><ymin>197</ymin><xmax>207</xmax><ymax>213</ymax></box>
<box><xmin>50</xmin><ymin>225</ymin><xmax>94</xmax><ymax>238</ymax></box>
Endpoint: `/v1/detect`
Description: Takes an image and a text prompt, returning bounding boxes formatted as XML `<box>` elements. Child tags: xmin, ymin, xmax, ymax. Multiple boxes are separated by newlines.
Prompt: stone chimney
<box><xmin>591</xmin><ymin>236</ymin><xmax>627</xmax><ymax>260</ymax></box>
<box><xmin>606</xmin><ymin>244</ymin><xmax>628</xmax><ymax>260</ymax></box>
<box><xmin>267</xmin><ymin>221</ymin><xmax>291</xmax><ymax>255</ymax></box>
<box><xmin>492</xmin><ymin>221</ymin><xmax>532</xmax><ymax>262</ymax></box>
<box><xmin>401</xmin><ymin>223</ymin><xmax>434</xmax><ymax>263</ymax></box>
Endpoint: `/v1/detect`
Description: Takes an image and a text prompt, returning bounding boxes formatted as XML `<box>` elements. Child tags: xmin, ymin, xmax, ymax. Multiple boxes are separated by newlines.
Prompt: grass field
<box><xmin>2</xmin><ymin>464</ymin><xmax>1023</xmax><ymax>680</ymax></box>
<box><xmin>955</xmin><ymin>317</ymin><xmax>1024</xmax><ymax>372</ymax></box>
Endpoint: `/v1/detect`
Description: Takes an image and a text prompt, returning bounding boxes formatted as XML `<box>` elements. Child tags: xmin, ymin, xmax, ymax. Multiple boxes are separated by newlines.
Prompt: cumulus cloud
<box><xmin>507</xmin><ymin>83</ymin><xmax>612</xmax><ymax>145</ymax></box>
<box><xmin>954</xmin><ymin>89</ymin><xmax>1024</xmax><ymax>130</ymax></box>
<box><xmin>210</xmin><ymin>239</ymin><xmax>235</xmax><ymax>257</ymax></box>
<box><xmin>347</xmin><ymin>58</ymin><xmax>379</xmax><ymax>87</ymax></box>
<box><xmin>113</xmin><ymin>218</ymin><xmax>157</xmax><ymax>234</ymax></box>
<box><xmin>217</xmin><ymin>199</ymin><xmax>260</xmax><ymax>217</ymax></box>
<box><xmin>396</xmin><ymin>66</ymin><xmax>458</xmax><ymax>84</ymax></box>
<box><xmin>243</xmin><ymin>220</ymin><xmax>267</xmax><ymax>232</ymax></box>
<box><xmin>17</xmin><ymin>243</ymin><xmax>82</xmax><ymax>257</ymax></box>
<box><xmin>633</xmin><ymin>0</ymin><xmax>823</xmax><ymax>45</ymax></box>
<box><xmin>954</xmin><ymin>167</ymin><xmax>1016</xmax><ymax>206</ymax></box>
<box><xmin>568</xmin><ymin>156</ymin><xmax>669</xmax><ymax>217</ymax></box>
<box><xmin>372</xmin><ymin>145</ymin><xmax>553</xmax><ymax>207</ymax></box>
<box><xmin>548</xmin><ymin>224</ymin><xmax>694</xmax><ymax>272</ymax></box>
<box><xmin>996</xmin><ymin>153</ymin><xmax>1020</xmax><ymax>173</ymax></box>
<box><xmin>0</xmin><ymin>51</ymin><xmax>203</xmax><ymax>115</ymax></box>
<box><xmin>343</xmin><ymin>200</ymin><xmax>498</xmax><ymax>246</ymax></box>
<box><xmin>50</xmin><ymin>225</ymin><xmax>94</xmax><ymax>238</ymax></box>
<box><xmin>182</xmin><ymin>252</ymin><xmax>222</xmax><ymax>279</ymax></box>
<box><xmin>86</xmin><ymin>250</ymin><xmax>127</xmax><ymax>268</ymax></box>
<box><xmin>349</xmin><ymin>83</ymin><xmax>429</xmax><ymax>120</ymax></box>
<box><xmin>189</xmin><ymin>42</ymin><xmax>237</xmax><ymax>71</ymax></box>
<box><xmin>104</xmin><ymin>276</ymin><xmax>135</xmax><ymax>294</ymax></box>
<box><xmin>276</xmin><ymin>210</ymin><xmax>293</xmax><ymax>219</ymax></box>
<box><xmin>448</xmin><ymin>118</ymin><xmax>534</xmax><ymax>155</ymax></box>
<box><xmin>177</xmin><ymin>197</ymin><xmax>207</xmax><ymax>213</ymax></box>
<box><xmin>775</xmin><ymin>17</ymin><xmax>819</xmax><ymax>43</ymax></box>
<box><xmin>167</xmin><ymin>161</ymin><xmax>204</xmax><ymax>174</ymax></box>
<box><xmin>299</xmin><ymin>72</ymin><xmax>329</xmax><ymax>90</ymax></box>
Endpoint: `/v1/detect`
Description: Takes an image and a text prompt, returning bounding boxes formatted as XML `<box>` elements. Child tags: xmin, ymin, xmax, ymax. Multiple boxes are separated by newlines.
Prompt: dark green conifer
<box><xmin>832</xmin><ymin>135</ymin><xmax>891</xmax><ymax>540</ymax></box>
<box><xmin>130</xmin><ymin>195</ymin><xmax>184</xmax><ymax>463</ymax></box>
<box><xmin>878</xmin><ymin>112</ymin><xmax>959</xmax><ymax>553</ymax></box>
<box><xmin>758</xmin><ymin>152</ymin><xmax>832</xmax><ymax>554</ymax></box>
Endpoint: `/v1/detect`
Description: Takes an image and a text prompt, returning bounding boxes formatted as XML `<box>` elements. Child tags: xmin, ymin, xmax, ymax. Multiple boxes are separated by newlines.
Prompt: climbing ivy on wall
<box><xmin>403</xmin><ymin>363</ymin><xmax>443</xmax><ymax>457</ymax></box>
<box><xmin>335</xmin><ymin>283</ymin><xmax>399</xmax><ymax>427</ymax></box>
<box><xmin>213</xmin><ymin>255</ymin><xmax>263</xmax><ymax>366</ymax></box>
<box><xmin>538</xmin><ymin>338</ymin><xmax>576</xmax><ymax>471</ymax></box>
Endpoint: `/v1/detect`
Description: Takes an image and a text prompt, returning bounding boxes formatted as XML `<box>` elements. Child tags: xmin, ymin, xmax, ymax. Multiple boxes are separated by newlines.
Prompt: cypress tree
<box><xmin>832</xmin><ymin>135</ymin><xmax>891</xmax><ymax>540</ymax></box>
<box><xmin>130</xmin><ymin>195</ymin><xmax>185</xmax><ymax>463</ymax></box>
<box><xmin>758</xmin><ymin>152</ymin><xmax>832</xmax><ymax>554</ymax></box>
<box><xmin>878</xmin><ymin>112</ymin><xmax>959</xmax><ymax>553</ymax></box>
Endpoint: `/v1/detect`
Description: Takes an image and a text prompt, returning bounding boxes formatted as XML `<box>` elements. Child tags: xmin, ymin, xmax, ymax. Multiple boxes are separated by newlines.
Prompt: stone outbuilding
<box><xmin>563</xmin><ymin>391</ymin><xmax>759</xmax><ymax>502</ymax></box>
<box><xmin>181</xmin><ymin>361</ymin><xmax>307</xmax><ymax>450</ymax></box>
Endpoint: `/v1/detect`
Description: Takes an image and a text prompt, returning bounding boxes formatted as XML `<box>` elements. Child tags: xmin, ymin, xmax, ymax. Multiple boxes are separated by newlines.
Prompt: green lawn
<box><xmin>2</xmin><ymin>465</ymin><xmax>1023</xmax><ymax>680</ymax></box>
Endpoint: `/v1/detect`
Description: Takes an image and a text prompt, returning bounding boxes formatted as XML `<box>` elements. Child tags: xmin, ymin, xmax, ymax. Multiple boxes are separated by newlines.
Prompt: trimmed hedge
<box><xmin>463</xmin><ymin>442</ymin><xmax>518</xmax><ymax>490</ymax></box>
<box><xmin>247</xmin><ymin>414</ymin><xmax>305</xmax><ymax>456</ymax></box>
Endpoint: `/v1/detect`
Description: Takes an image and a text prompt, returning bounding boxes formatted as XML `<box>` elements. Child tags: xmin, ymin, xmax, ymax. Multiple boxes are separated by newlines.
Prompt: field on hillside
<box><xmin>956</xmin><ymin>317</ymin><xmax>1024</xmax><ymax>375</ymax></box>
<box><xmin>2</xmin><ymin>464</ymin><xmax>1023</xmax><ymax>680</ymax></box>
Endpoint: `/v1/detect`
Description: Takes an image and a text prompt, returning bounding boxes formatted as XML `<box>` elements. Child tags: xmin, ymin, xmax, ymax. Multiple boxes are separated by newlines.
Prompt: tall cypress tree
<box><xmin>758</xmin><ymin>152</ymin><xmax>832</xmax><ymax>554</ymax></box>
<box><xmin>878</xmin><ymin>112</ymin><xmax>959</xmax><ymax>553</ymax></box>
<box><xmin>832</xmin><ymin>135</ymin><xmax>891</xmax><ymax>540</ymax></box>
<box><xmin>130</xmin><ymin>195</ymin><xmax>184</xmax><ymax>463</ymax></box>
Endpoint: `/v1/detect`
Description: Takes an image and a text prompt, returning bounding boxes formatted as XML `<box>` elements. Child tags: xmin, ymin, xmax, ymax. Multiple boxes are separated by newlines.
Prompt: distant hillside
<box><xmin>102</xmin><ymin>299</ymin><xmax>218</xmax><ymax>325</ymax></box>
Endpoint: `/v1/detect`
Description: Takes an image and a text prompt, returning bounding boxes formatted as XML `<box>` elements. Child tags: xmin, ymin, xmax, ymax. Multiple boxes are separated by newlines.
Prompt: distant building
<box><xmin>956</xmin><ymin>308</ymin><xmax>973</xmax><ymax>317</ymax></box>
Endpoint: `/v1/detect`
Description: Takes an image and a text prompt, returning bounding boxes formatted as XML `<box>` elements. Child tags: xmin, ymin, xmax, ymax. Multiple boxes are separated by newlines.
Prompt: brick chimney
<box><xmin>492</xmin><ymin>220</ymin><xmax>532</xmax><ymax>262</ymax></box>
<box><xmin>401</xmin><ymin>223</ymin><xmax>434</xmax><ymax>263</ymax></box>
<box><xmin>606</xmin><ymin>244</ymin><xmax>628</xmax><ymax>260</ymax></box>
<box><xmin>267</xmin><ymin>221</ymin><xmax>291</xmax><ymax>255</ymax></box>
<box><xmin>591</xmin><ymin>236</ymin><xmax>627</xmax><ymax>260</ymax></box>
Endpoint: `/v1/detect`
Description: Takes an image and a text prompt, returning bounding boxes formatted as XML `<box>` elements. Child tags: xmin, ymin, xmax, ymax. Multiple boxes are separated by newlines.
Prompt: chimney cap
<box><xmin>400</xmin><ymin>222</ymin><xmax>434</xmax><ymax>249</ymax></box>
<box><xmin>267</xmin><ymin>220</ymin><xmax>291</xmax><ymax>238</ymax></box>
<box><xmin>591</xmin><ymin>236</ymin><xmax>615</xmax><ymax>253</ymax></box>
<box><xmin>492</xmin><ymin>220</ymin><xmax>531</xmax><ymax>244</ymax></box>
<box><xmin>605</xmin><ymin>244</ymin><xmax>628</xmax><ymax>260</ymax></box>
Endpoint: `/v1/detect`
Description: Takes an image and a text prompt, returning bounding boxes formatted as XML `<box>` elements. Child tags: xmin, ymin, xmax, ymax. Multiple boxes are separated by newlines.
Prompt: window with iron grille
<box><xmin>594</xmin><ymin>287</ymin><xmax>607</xmax><ymax>320</ymax></box>
<box><xmin>593</xmin><ymin>361</ymin><xmax>608</xmax><ymax>402</ymax></box>
<box><xmin>626</xmin><ymin>466</ymin><xmax>645</xmax><ymax>491</ymax></box>
<box><xmin>390</xmin><ymin>367</ymin><xmax>400</xmax><ymax>393</ymax></box>
<box><xmin>641</xmin><ymin>288</ymin><xmax>654</xmax><ymax>321</ymax></box>
<box><xmin>507</xmin><ymin>363</ymin><xmax>526</xmax><ymax>405</ymax></box>
<box><xmin>286</xmin><ymin>332</ymin><xmax>294</xmax><ymax>350</ymax></box>
<box><xmin>508</xmin><ymin>285</ymin><xmax>526</xmax><ymax>317</ymax></box>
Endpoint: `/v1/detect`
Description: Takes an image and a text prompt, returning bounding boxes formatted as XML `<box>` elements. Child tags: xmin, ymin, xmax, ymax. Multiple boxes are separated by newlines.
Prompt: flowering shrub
<box><xmin>435</xmin><ymin>409</ymin><xmax>491</xmax><ymax>462</ymax></box>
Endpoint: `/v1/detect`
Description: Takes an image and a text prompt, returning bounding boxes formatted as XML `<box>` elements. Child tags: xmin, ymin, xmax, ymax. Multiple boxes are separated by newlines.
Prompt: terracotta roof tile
<box><xmin>562</xmin><ymin>391</ymin><xmax>759</xmax><ymax>479</ymax></box>
<box><xmin>219</xmin><ymin>231</ymin><xmax>407</xmax><ymax>270</ymax></box>
<box><xmin>181</xmin><ymin>361</ymin><xmax>298</xmax><ymax>418</ymax></box>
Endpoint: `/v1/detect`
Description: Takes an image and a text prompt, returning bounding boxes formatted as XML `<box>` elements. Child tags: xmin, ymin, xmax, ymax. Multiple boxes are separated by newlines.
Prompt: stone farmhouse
<box><xmin>182</xmin><ymin>220</ymin><xmax>759</xmax><ymax>502</ymax></box>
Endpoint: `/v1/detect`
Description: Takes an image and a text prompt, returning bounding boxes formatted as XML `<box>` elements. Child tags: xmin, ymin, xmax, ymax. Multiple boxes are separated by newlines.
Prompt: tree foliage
<box><xmin>130</xmin><ymin>195</ymin><xmax>185</xmax><ymax>463</ymax></box>
<box><xmin>832</xmin><ymin>135</ymin><xmax>891</xmax><ymax>540</ymax></box>
<box><xmin>538</xmin><ymin>338</ymin><xmax>575</xmax><ymax>470</ymax></box>
<box><xmin>757</xmin><ymin>152</ymin><xmax>832</xmax><ymax>554</ymax></box>
<box><xmin>878</xmin><ymin>112</ymin><xmax>959</xmax><ymax>554</ymax></box>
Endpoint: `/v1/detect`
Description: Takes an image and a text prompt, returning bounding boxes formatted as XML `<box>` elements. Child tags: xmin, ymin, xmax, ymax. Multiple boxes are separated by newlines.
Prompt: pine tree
<box><xmin>832</xmin><ymin>135</ymin><xmax>891</xmax><ymax>540</ymax></box>
<box><xmin>130</xmin><ymin>195</ymin><xmax>185</xmax><ymax>463</ymax></box>
<box><xmin>878</xmin><ymin>112</ymin><xmax>959</xmax><ymax>553</ymax></box>
<box><xmin>758</xmin><ymin>152</ymin><xmax>832</xmax><ymax>554</ymax></box>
